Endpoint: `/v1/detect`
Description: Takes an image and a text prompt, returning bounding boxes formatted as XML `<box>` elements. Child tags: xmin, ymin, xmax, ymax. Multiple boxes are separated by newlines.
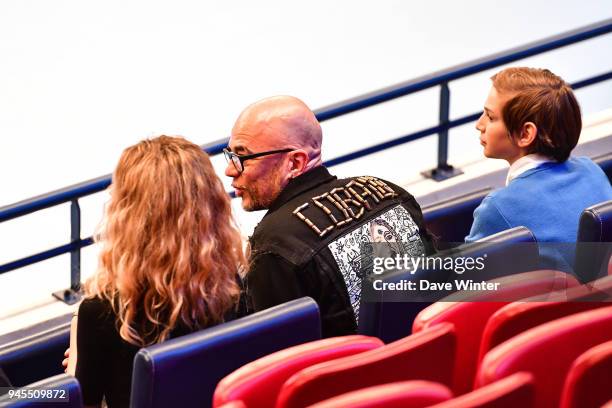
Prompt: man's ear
<box><xmin>517</xmin><ymin>122</ymin><xmax>537</xmax><ymax>148</ymax></box>
<box><xmin>288</xmin><ymin>150</ymin><xmax>309</xmax><ymax>178</ymax></box>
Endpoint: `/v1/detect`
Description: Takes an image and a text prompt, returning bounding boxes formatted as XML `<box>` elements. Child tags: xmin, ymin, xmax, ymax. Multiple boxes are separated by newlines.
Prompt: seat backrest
<box><xmin>131</xmin><ymin>297</ymin><xmax>321</xmax><ymax>408</ymax></box>
<box><xmin>0</xmin><ymin>315</ymin><xmax>71</xmax><ymax>386</ymax></box>
<box><xmin>216</xmin><ymin>401</ymin><xmax>247</xmax><ymax>408</ymax></box>
<box><xmin>560</xmin><ymin>340</ymin><xmax>612</xmax><ymax>408</ymax></box>
<box><xmin>0</xmin><ymin>367</ymin><xmax>10</xmax><ymax>387</ymax></box>
<box><xmin>276</xmin><ymin>323</ymin><xmax>455</xmax><ymax>408</ymax></box>
<box><xmin>594</xmin><ymin>153</ymin><xmax>612</xmax><ymax>183</ymax></box>
<box><xmin>575</xmin><ymin>200</ymin><xmax>612</xmax><ymax>281</ymax></box>
<box><xmin>412</xmin><ymin>269</ymin><xmax>577</xmax><ymax>395</ymax></box>
<box><xmin>423</xmin><ymin>188</ymin><xmax>491</xmax><ymax>248</ymax></box>
<box><xmin>0</xmin><ymin>373</ymin><xmax>82</xmax><ymax>408</ymax></box>
<box><xmin>308</xmin><ymin>380</ymin><xmax>453</xmax><ymax>408</ymax></box>
<box><xmin>430</xmin><ymin>372</ymin><xmax>534</xmax><ymax>408</ymax></box>
<box><xmin>478</xmin><ymin>276</ymin><xmax>612</xmax><ymax>363</ymax></box>
<box><xmin>358</xmin><ymin>227</ymin><xmax>539</xmax><ymax>344</ymax></box>
<box><xmin>447</xmin><ymin>226</ymin><xmax>540</xmax><ymax>282</ymax></box>
<box><xmin>212</xmin><ymin>335</ymin><xmax>383</xmax><ymax>408</ymax></box>
<box><xmin>577</xmin><ymin>199</ymin><xmax>612</xmax><ymax>242</ymax></box>
<box><xmin>357</xmin><ymin>300</ymin><xmax>432</xmax><ymax>344</ymax></box>
<box><xmin>476</xmin><ymin>306</ymin><xmax>612</xmax><ymax>408</ymax></box>
<box><xmin>413</xmin><ymin>301</ymin><xmax>505</xmax><ymax>396</ymax></box>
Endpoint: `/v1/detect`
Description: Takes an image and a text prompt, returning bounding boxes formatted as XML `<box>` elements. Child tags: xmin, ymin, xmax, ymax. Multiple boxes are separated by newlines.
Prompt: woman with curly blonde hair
<box><xmin>67</xmin><ymin>136</ymin><xmax>246</xmax><ymax>408</ymax></box>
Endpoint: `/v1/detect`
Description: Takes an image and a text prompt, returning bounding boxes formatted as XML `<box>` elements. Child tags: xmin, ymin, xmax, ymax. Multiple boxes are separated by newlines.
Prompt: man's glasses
<box><xmin>223</xmin><ymin>148</ymin><xmax>294</xmax><ymax>173</ymax></box>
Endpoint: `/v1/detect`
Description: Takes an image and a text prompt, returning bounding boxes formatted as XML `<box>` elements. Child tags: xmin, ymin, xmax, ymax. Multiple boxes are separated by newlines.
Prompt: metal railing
<box><xmin>1</xmin><ymin>18</ymin><xmax>611</xmax><ymax>303</ymax></box>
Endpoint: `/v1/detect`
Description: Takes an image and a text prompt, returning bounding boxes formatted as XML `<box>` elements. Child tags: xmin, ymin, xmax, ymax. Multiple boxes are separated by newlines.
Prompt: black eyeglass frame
<box><xmin>223</xmin><ymin>148</ymin><xmax>295</xmax><ymax>173</ymax></box>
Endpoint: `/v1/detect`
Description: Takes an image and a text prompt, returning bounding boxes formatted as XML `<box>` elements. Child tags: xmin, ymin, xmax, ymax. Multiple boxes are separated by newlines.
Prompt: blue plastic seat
<box><xmin>130</xmin><ymin>297</ymin><xmax>321</xmax><ymax>408</ymax></box>
<box><xmin>594</xmin><ymin>153</ymin><xmax>612</xmax><ymax>183</ymax></box>
<box><xmin>0</xmin><ymin>373</ymin><xmax>82</xmax><ymax>408</ymax></box>
<box><xmin>575</xmin><ymin>200</ymin><xmax>612</xmax><ymax>282</ymax></box>
<box><xmin>423</xmin><ymin>188</ymin><xmax>491</xmax><ymax>248</ymax></box>
<box><xmin>0</xmin><ymin>315</ymin><xmax>71</xmax><ymax>387</ymax></box>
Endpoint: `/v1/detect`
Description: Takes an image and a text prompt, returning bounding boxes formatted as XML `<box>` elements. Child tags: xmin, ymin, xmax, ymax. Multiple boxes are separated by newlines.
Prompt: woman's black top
<box><xmin>75</xmin><ymin>288</ymin><xmax>248</xmax><ymax>407</ymax></box>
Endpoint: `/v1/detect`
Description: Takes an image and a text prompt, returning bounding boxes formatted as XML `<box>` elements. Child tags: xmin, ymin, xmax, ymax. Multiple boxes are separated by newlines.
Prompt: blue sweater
<box><xmin>466</xmin><ymin>157</ymin><xmax>612</xmax><ymax>269</ymax></box>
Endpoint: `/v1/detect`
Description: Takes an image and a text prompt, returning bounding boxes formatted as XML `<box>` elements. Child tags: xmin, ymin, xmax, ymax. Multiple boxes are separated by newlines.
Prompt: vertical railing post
<box><xmin>422</xmin><ymin>82</ymin><xmax>463</xmax><ymax>181</ymax></box>
<box><xmin>52</xmin><ymin>199</ymin><xmax>82</xmax><ymax>304</ymax></box>
<box><xmin>438</xmin><ymin>82</ymin><xmax>451</xmax><ymax>168</ymax></box>
<box><xmin>70</xmin><ymin>199</ymin><xmax>82</xmax><ymax>292</ymax></box>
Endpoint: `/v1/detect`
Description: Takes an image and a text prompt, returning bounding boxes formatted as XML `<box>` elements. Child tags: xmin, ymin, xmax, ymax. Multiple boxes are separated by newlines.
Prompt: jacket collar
<box><xmin>267</xmin><ymin>166</ymin><xmax>336</xmax><ymax>213</ymax></box>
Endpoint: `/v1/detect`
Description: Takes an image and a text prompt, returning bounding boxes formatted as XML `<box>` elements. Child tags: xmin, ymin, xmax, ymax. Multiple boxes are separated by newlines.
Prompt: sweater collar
<box><xmin>267</xmin><ymin>166</ymin><xmax>336</xmax><ymax>213</ymax></box>
<box><xmin>506</xmin><ymin>154</ymin><xmax>553</xmax><ymax>186</ymax></box>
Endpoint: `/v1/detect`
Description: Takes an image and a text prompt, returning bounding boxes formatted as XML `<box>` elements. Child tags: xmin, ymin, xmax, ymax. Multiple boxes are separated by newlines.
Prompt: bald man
<box><xmin>224</xmin><ymin>96</ymin><xmax>433</xmax><ymax>337</ymax></box>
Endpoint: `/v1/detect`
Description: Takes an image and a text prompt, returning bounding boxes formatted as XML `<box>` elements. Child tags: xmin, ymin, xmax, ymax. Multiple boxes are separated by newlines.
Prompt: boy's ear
<box><xmin>517</xmin><ymin>122</ymin><xmax>537</xmax><ymax>148</ymax></box>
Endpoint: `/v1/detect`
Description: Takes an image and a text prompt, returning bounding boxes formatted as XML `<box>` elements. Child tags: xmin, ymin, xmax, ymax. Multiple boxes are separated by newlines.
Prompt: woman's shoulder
<box><xmin>78</xmin><ymin>296</ymin><xmax>116</xmax><ymax>322</ymax></box>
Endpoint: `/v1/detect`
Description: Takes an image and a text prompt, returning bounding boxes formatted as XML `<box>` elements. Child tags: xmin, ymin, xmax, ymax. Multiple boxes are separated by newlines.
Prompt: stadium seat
<box><xmin>412</xmin><ymin>269</ymin><xmax>577</xmax><ymax>395</ymax></box>
<box><xmin>448</xmin><ymin>226</ymin><xmax>540</xmax><ymax>282</ymax></box>
<box><xmin>212</xmin><ymin>335</ymin><xmax>383</xmax><ymax>408</ymax></box>
<box><xmin>559</xmin><ymin>340</ymin><xmax>612</xmax><ymax>408</ymax></box>
<box><xmin>0</xmin><ymin>315</ymin><xmax>71</xmax><ymax>386</ymax></box>
<box><xmin>594</xmin><ymin>153</ymin><xmax>612</xmax><ymax>183</ymax></box>
<box><xmin>430</xmin><ymin>372</ymin><xmax>534</xmax><ymax>408</ymax></box>
<box><xmin>130</xmin><ymin>297</ymin><xmax>321</xmax><ymax>408</ymax></box>
<box><xmin>358</xmin><ymin>226</ymin><xmax>539</xmax><ymax>344</ymax></box>
<box><xmin>216</xmin><ymin>401</ymin><xmax>247</xmax><ymax>408</ymax></box>
<box><xmin>0</xmin><ymin>373</ymin><xmax>82</xmax><ymax>408</ymax></box>
<box><xmin>307</xmin><ymin>380</ymin><xmax>453</xmax><ymax>408</ymax></box>
<box><xmin>0</xmin><ymin>367</ymin><xmax>10</xmax><ymax>387</ymax></box>
<box><xmin>476</xmin><ymin>305</ymin><xmax>612</xmax><ymax>408</ymax></box>
<box><xmin>276</xmin><ymin>323</ymin><xmax>455</xmax><ymax>408</ymax></box>
<box><xmin>478</xmin><ymin>275</ymin><xmax>612</xmax><ymax>363</ymax></box>
<box><xmin>423</xmin><ymin>188</ymin><xmax>490</xmax><ymax>248</ymax></box>
<box><xmin>575</xmin><ymin>200</ymin><xmax>612</xmax><ymax>281</ymax></box>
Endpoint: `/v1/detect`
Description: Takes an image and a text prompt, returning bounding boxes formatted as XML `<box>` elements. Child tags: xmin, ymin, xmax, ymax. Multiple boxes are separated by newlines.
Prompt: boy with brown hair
<box><xmin>466</xmin><ymin>67</ymin><xmax>612</xmax><ymax>268</ymax></box>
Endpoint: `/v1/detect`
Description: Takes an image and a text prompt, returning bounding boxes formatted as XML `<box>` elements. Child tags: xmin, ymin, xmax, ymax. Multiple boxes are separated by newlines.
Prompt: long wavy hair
<box><xmin>86</xmin><ymin>135</ymin><xmax>245</xmax><ymax>346</ymax></box>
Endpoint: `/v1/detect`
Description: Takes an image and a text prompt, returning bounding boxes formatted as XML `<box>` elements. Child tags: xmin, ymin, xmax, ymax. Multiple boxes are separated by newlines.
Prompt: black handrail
<box><xmin>324</xmin><ymin>71</ymin><xmax>612</xmax><ymax>168</ymax></box>
<box><xmin>0</xmin><ymin>175</ymin><xmax>111</xmax><ymax>222</ymax></box>
<box><xmin>314</xmin><ymin>18</ymin><xmax>612</xmax><ymax>121</ymax></box>
<box><xmin>1</xmin><ymin>18</ymin><xmax>611</xmax><ymax>303</ymax></box>
<box><xmin>3</xmin><ymin>17</ymin><xmax>611</xmax><ymax>223</ymax></box>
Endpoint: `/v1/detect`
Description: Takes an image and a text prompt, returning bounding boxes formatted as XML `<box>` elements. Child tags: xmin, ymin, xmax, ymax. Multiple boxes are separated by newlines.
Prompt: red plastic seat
<box><xmin>594</xmin><ymin>274</ymin><xmax>612</xmax><ymax>289</ymax></box>
<box><xmin>476</xmin><ymin>306</ymin><xmax>612</xmax><ymax>408</ymax></box>
<box><xmin>213</xmin><ymin>335</ymin><xmax>383</xmax><ymax>408</ymax></box>
<box><xmin>412</xmin><ymin>270</ymin><xmax>577</xmax><ymax>394</ymax></box>
<box><xmin>478</xmin><ymin>275</ymin><xmax>612</xmax><ymax>364</ymax></box>
<box><xmin>217</xmin><ymin>401</ymin><xmax>247</xmax><ymax>408</ymax></box>
<box><xmin>431</xmin><ymin>372</ymin><xmax>534</xmax><ymax>408</ymax></box>
<box><xmin>276</xmin><ymin>323</ymin><xmax>455</xmax><ymax>408</ymax></box>
<box><xmin>560</xmin><ymin>340</ymin><xmax>612</xmax><ymax>408</ymax></box>
<box><xmin>307</xmin><ymin>380</ymin><xmax>452</xmax><ymax>408</ymax></box>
